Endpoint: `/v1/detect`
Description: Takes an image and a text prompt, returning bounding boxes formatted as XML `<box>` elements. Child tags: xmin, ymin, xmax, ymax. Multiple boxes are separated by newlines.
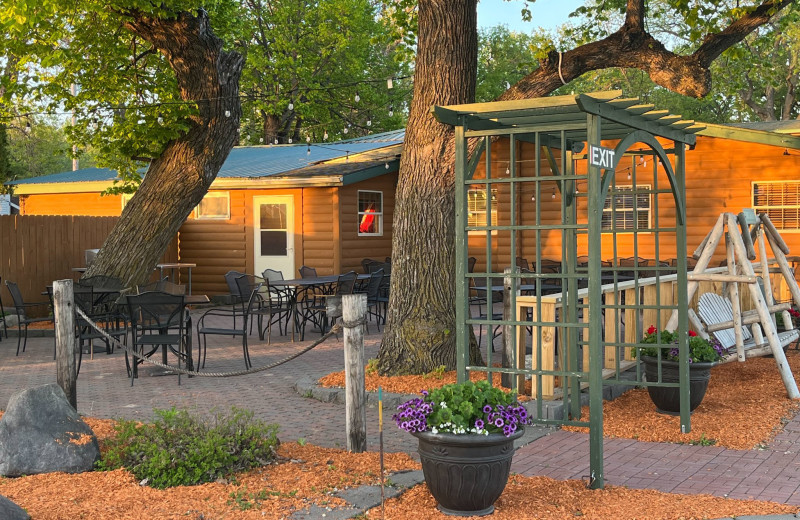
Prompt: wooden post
<box><xmin>342</xmin><ymin>293</ymin><xmax>367</xmax><ymax>453</ymax></box>
<box><xmin>502</xmin><ymin>267</ymin><xmax>520</xmax><ymax>389</ymax></box>
<box><xmin>725</xmin><ymin>230</ymin><xmax>744</xmax><ymax>362</ymax></box>
<box><xmin>53</xmin><ymin>279</ymin><xmax>77</xmax><ymax>410</ymax></box>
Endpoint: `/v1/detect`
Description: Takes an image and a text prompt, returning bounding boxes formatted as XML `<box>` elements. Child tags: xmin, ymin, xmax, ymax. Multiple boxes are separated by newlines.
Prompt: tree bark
<box><xmin>376</xmin><ymin>0</ymin><xmax>482</xmax><ymax>375</ymax></box>
<box><xmin>85</xmin><ymin>10</ymin><xmax>243</xmax><ymax>287</ymax></box>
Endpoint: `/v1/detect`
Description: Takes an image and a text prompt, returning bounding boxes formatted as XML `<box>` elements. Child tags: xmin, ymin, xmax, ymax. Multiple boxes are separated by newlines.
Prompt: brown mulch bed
<box><xmin>372</xmin><ymin>476</ymin><xmax>797</xmax><ymax>519</ymax></box>
<box><xmin>562</xmin><ymin>350</ymin><xmax>800</xmax><ymax>449</ymax></box>
<box><xmin>0</xmin><ymin>416</ymin><xmax>797</xmax><ymax>517</ymax></box>
<box><xmin>320</xmin><ymin>350</ymin><xmax>800</xmax><ymax>450</ymax></box>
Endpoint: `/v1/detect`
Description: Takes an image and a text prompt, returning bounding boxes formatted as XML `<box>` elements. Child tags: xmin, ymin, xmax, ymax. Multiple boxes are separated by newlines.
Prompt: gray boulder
<box><xmin>0</xmin><ymin>495</ymin><xmax>30</xmax><ymax>520</ymax></box>
<box><xmin>0</xmin><ymin>384</ymin><xmax>99</xmax><ymax>477</ymax></box>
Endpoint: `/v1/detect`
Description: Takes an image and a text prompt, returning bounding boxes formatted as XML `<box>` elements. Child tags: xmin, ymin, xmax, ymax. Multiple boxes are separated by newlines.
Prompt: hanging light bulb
<box><xmin>366</xmin><ymin>118</ymin><xmax>372</xmax><ymax>127</ymax></box>
<box><xmin>306</xmin><ymin>136</ymin><xmax>311</xmax><ymax>143</ymax></box>
<box><xmin>387</xmin><ymin>78</ymin><xmax>393</xmax><ymax>89</ymax></box>
<box><xmin>385</xmin><ymin>162</ymin><xmax>389</xmax><ymax>170</ymax></box>
<box><xmin>354</xmin><ymin>91</ymin><xmax>360</xmax><ymax>103</ymax></box>
<box><xmin>551</xmin><ymin>188</ymin><xmax>556</xmax><ymax>199</ymax></box>
<box><xmin>157</xmin><ymin>116</ymin><xmax>164</xmax><ymax>124</ymax></box>
<box><xmin>531</xmin><ymin>194</ymin><xmax>536</xmax><ymax>202</ymax></box>
<box><xmin>259</xmin><ymin>137</ymin><xmax>264</xmax><ymax>143</ymax></box>
<box><xmin>343</xmin><ymin>126</ymin><xmax>349</xmax><ymax>134</ymax></box>
<box><xmin>388</xmin><ymin>105</ymin><xmax>394</xmax><ymax>117</ymax></box>
<box><xmin>288</xmin><ymin>137</ymin><xmax>293</xmax><ymax>144</ymax></box>
<box><xmin>307</xmin><ymin>145</ymin><xmax>311</xmax><ymax>155</ymax></box>
<box><xmin>274</xmin><ymin>138</ymin><xmax>279</xmax><ymax>145</ymax></box>
<box><xmin>288</xmin><ymin>99</ymin><xmax>294</xmax><ymax>110</ymax></box>
<box><xmin>246</xmin><ymin>134</ymin><xmax>251</xmax><ymax>141</ymax></box>
<box><xmin>25</xmin><ymin>121</ymin><xmax>31</xmax><ymax>133</ymax></box>
<box><xmin>627</xmin><ymin>170</ymin><xmax>631</xmax><ymax>180</ymax></box>
<box><xmin>323</xmin><ymin>130</ymin><xmax>329</xmax><ymax>140</ymax></box>
<box><xmin>505</xmin><ymin>165</ymin><xmax>510</xmax><ymax>175</ymax></box>
<box><xmin>345</xmin><ymin>152</ymin><xmax>350</xmax><ymax>162</ymax></box>
<box><xmin>224</xmin><ymin>110</ymin><xmax>231</xmax><ymax>117</ymax></box>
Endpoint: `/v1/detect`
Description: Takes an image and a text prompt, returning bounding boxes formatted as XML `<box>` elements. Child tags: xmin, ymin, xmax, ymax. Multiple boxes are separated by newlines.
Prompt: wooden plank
<box><xmin>604</xmin><ymin>291</ymin><xmax>619</xmax><ymax>369</ymax></box>
<box><xmin>624</xmin><ymin>289</ymin><xmax>638</xmax><ymax>360</ymax></box>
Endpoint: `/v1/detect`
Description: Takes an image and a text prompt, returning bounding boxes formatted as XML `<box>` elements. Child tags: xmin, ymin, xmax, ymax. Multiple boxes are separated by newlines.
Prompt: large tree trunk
<box><xmin>85</xmin><ymin>10</ymin><xmax>243</xmax><ymax>287</ymax></box>
<box><xmin>376</xmin><ymin>0</ymin><xmax>482</xmax><ymax>375</ymax></box>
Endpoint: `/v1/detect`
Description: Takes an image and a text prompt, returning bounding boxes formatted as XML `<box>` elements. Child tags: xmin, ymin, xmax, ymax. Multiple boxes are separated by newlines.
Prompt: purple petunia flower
<box><xmin>483</xmin><ymin>405</ymin><xmax>492</xmax><ymax>413</ymax></box>
<box><xmin>475</xmin><ymin>419</ymin><xmax>484</xmax><ymax>430</ymax></box>
<box><xmin>494</xmin><ymin>417</ymin><xmax>504</xmax><ymax>427</ymax></box>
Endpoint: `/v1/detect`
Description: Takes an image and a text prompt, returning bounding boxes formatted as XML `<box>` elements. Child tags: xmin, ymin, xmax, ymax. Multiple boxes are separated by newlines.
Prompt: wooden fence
<box><xmin>0</xmin><ymin>215</ymin><xmax>177</xmax><ymax>315</ymax></box>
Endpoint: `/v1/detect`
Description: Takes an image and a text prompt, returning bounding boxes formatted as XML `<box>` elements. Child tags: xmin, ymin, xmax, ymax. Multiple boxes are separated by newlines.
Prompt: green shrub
<box><xmin>98</xmin><ymin>407</ymin><xmax>280</xmax><ymax>488</ymax></box>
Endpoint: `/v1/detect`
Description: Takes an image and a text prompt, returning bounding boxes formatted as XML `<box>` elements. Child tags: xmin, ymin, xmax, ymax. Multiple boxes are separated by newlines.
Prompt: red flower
<box><xmin>647</xmin><ymin>325</ymin><xmax>657</xmax><ymax>335</ymax></box>
<box><xmin>790</xmin><ymin>309</ymin><xmax>800</xmax><ymax>318</ymax></box>
<box><xmin>688</xmin><ymin>330</ymin><xmax>697</xmax><ymax>337</ymax></box>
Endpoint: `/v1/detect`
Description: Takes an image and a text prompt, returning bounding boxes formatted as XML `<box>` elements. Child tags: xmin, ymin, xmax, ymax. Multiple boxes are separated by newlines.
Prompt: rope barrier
<box><xmin>75</xmin><ymin>307</ymin><xmax>343</xmax><ymax>378</ymax></box>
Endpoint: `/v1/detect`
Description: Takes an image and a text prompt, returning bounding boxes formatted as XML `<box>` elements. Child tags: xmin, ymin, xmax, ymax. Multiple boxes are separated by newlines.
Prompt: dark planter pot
<box><xmin>642</xmin><ymin>356</ymin><xmax>715</xmax><ymax>415</ymax></box>
<box><xmin>412</xmin><ymin>428</ymin><xmax>523</xmax><ymax>517</ymax></box>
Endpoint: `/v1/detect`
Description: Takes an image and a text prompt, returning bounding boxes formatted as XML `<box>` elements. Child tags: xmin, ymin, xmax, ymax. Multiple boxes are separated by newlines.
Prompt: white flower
<box><xmin>431</xmin><ymin>427</ymin><xmax>438</xmax><ymax>434</ymax></box>
<box><xmin>440</xmin><ymin>402</ymin><xmax>447</xmax><ymax>408</ymax></box>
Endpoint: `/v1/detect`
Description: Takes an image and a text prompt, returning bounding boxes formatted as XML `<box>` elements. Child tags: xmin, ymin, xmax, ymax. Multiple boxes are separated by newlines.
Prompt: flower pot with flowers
<box><xmin>639</xmin><ymin>326</ymin><xmax>728</xmax><ymax>414</ymax></box>
<box><xmin>394</xmin><ymin>379</ymin><xmax>531</xmax><ymax>517</ymax></box>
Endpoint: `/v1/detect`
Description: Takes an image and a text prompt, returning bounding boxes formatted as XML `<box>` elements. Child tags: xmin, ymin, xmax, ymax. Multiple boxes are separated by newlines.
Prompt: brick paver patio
<box><xmin>3</xmin><ymin>312</ymin><xmax>800</xmax><ymax>505</ymax></box>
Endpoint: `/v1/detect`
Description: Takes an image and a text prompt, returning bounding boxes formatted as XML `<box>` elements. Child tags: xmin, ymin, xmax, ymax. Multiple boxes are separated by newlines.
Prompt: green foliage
<box><xmin>638</xmin><ymin>327</ymin><xmax>727</xmax><ymax>363</ymax></box>
<box><xmin>688</xmin><ymin>434</ymin><xmax>717</xmax><ymax>446</ymax></box>
<box><xmin>476</xmin><ymin>26</ymin><xmax>540</xmax><ymax>103</ymax></box>
<box><xmin>365</xmin><ymin>358</ymin><xmax>379</xmax><ymax>375</ymax></box>
<box><xmin>422</xmin><ymin>365</ymin><xmax>446</xmax><ymax>379</ymax></box>
<box><xmin>97</xmin><ymin>407</ymin><xmax>280</xmax><ymax>489</ymax></box>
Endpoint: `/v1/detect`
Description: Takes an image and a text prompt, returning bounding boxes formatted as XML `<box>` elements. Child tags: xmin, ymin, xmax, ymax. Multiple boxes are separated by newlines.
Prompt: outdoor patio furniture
<box><xmin>357</xmin><ymin>269</ymin><xmax>384</xmax><ymax>332</ymax></box>
<box><xmin>515</xmin><ymin>257</ymin><xmax>530</xmax><ymax>271</ymax></box>
<box><xmin>72</xmin><ymin>282</ymin><xmax>128</xmax><ymax>363</ymax></box>
<box><xmin>302</xmin><ymin>271</ymin><xmax>357</xmax><ymax>336</ymax></box>
<box><xmin>261</xmin><ymin>269</ymin><xmax>294</xmax><ymax>335</ymax></box>
<box><xmin>5</xmin><ymin>280</ymin><xmax>53</xmax><ymax>356</ymax></box>
<box><xmin>235</xmin><ymin>274</ymin><xmax>291</xmax><ymax>343</ymax></box>
<box><xmin>196</xmin><ymin>282</ymin><xmax>265</xmax><ymax>370</ymax></box>
<box><xmin>361</xmin><ymin>258</ymin><xmax>383</xmax><ymax>274</ymax></box>
<box><xmin>299</xmin><ymin>265</ymin><xmax>318</xmax><ymax>279</ymax></box>
<box><xmin>125</xmin><ymin>291</ymin><xmax>191</xmax><ymax>385</ymax></box>
<box><xmin>0</xmin><ymin>276</ymin><xmax>7</xmax><ymax>341</ymax></box>
<box><xmin>136</xmin><ymin>279</ymin><xmax>186</xmax><ymax>295</ymax></box>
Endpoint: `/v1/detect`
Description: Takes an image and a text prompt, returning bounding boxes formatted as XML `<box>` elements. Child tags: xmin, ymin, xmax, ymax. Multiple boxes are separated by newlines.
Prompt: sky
<box><xmin>477</xmin><ymin>0</ymin><xmax>585</xmax><ymax>33</ymax></box>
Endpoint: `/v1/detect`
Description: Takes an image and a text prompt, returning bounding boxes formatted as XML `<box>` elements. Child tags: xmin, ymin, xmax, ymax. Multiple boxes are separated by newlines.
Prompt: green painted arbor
<box><xmin>435</xmin><ymin>90</ymin><xmax>703</xmax><ymax>489</ymax></box>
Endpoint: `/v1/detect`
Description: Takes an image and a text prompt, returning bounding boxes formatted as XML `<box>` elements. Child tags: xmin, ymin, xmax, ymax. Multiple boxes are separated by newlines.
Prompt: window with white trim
<box><xmin>195</xmin><ymin>191</ymin><xmax>230</xmax><ymax>220</ymax></box>
<box><xmin>468</xmin><ymin>188</ymin><xmax>498</xmax><ymax>233</ymax></box>
<box><xmin>602</xmin><ymin>185</ymin><xmax>651</xmax><ymax>231</ymax></box>
<box><xmin>753</xmin><ymin>181</ymin><xmax>800</xmax><ymax>231</ymax></box>
<box><xmin>358</xmin><ymin>191</ymin><xmax>383</xmax><ymax>236</ymax></box>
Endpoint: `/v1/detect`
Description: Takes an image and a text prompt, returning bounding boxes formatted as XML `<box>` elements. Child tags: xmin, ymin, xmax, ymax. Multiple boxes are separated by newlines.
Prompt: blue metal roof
<box><xmin>9</xmin><ymin>129</ymin><xmax>406</xmax><ymax>186</ymax></box>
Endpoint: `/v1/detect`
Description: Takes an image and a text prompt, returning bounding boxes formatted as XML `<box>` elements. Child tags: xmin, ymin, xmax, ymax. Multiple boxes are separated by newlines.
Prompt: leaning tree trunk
<box><xmin>377</xmin><ymin>0</ymin><xmax>482</xmax><ymax>375</ymax></box>
<box><xmin>84</xmin><ymin>10</ymin><xmax>243</xmax><ymax>287</ymax></box>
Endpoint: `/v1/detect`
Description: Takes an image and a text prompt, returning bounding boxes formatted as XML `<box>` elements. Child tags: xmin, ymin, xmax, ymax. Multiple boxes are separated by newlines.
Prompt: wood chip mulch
<box><xmin>370</xmin><ymin>475</ymin><xmax>797</xmax><ymax>519</ymax></box>
<box><xmin>563</xmin><ymin>349</ymin><xmax>800</xmax><ymax>449</ymax></box>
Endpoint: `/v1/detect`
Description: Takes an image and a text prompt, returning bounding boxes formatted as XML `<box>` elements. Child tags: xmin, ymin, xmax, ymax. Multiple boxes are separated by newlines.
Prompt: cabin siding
<box><xmin>301</xmin><ymin>187</ymin><xmax>337</xmax><ymax>276</ymax></box>
<box><xmin>21</xmin><ymin>192</ymin><xmax>123</xmax><ymax>216</ymax></box>
<box><xmin>339</xmin><ymin>174</ymin><xmax>397</xmax><ymax>273</ymax></box>
<box><xmin>468</xmin><ymin>137</ymin><xmax>800</xmax><ymax>271</ymax></box>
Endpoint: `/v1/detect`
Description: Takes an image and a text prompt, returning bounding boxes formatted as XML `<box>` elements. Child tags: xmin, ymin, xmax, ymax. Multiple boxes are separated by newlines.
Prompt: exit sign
<box><xmin>589</xmin><ymin>145</ymin><xmax>616</xmax><ymax>169</ymax></box>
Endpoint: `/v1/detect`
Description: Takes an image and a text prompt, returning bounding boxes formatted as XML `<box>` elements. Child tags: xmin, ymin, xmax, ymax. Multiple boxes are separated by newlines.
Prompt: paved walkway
<box><xmin>3</xmin><ymin>315</ymin><xmax>800</xmax><ymax>512</ymax></box>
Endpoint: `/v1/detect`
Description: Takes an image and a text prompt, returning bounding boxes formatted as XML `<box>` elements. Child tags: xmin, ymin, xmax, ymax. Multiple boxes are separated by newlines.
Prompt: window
<box><xmin>358</xmin><ymin>191</ymin><xmax>383</xmax><ymax>236</ymax></box>
<box><xmin>602</xmin><ymin>185</ymin><xmax>651</xmax><ymax>231</ymax></box>
<box><xmin>753</xmin><ymin>181</ymin><xmax>800</xmax><ymax>231</ymax></box>
<box><xmin>468</xmin><ymin>188</ymin><xmax>498</xmax><ymax>233</ymax></box>
<box><xmin>195</xmin><ymin>192</ymin><xmax>230</xmax><ymax>220</ymax></box>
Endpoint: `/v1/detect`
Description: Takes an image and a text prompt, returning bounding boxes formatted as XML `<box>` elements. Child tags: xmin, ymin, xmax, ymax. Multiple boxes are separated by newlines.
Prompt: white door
<box><xmin>254</xmin><ymin>195</ymin><xmax>295</xmax><ymax>279</ymax></box>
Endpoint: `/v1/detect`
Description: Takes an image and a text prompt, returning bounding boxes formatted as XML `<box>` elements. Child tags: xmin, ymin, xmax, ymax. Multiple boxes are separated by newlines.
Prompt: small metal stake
<box><xmin>379</xmin><ymin>386</ymin><xmax>385</xmax><ymax>519</ymax></box>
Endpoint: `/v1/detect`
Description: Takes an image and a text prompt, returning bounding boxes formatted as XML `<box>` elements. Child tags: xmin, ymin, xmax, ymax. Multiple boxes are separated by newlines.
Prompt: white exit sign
<box><xmin>589</xmin><ymin>145</ymin><xmax>616</xmax><ymax>169</ymax></box>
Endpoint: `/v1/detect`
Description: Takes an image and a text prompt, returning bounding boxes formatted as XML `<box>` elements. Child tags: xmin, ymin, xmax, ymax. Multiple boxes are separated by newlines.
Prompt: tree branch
<box><xmin>501</xmin><ymin>0</ymin><xmax>793</xmax><ymax>101</ymax></box>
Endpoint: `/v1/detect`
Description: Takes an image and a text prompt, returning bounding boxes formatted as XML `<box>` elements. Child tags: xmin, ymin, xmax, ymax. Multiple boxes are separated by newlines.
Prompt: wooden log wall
<box><xmin>468</xmin><ymin>137</ymin><xmax>800</xmax><ymax>286</ymax></box>
<box><xmin>0</xmin><ymin>215</ymin><xmax>177</xmax><ymax>315</ymax></box>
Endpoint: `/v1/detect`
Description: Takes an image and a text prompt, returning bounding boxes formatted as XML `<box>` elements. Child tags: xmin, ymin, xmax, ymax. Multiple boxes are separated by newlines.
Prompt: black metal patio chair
<box><xmin>125</xmin><ymin>291</ymin><xmax>191</xmax><ymax>386</ymax></box>
<box><xmin>5</xmin><ymin>280</ymin><xmax>53</xmax><ymax>356</ymax></box>
<box><xmin>196</xmin><ymin>281</ymin><xmax>265</xmax><ymax>370</ymax></box>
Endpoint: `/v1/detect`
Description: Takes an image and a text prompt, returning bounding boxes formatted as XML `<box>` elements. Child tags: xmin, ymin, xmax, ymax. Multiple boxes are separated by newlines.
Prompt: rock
<box><xmin>0</xmin><ymin>384</ymin><xmax>99</xmax><ymax>477</ymax></box>
<box><xmin>0</xmin><ymin>495</ymin><xmax>30</xmax><ymax>520</ymax></box>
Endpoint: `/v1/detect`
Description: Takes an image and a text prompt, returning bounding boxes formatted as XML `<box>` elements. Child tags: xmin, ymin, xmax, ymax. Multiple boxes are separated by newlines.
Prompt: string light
<box><xmin>531</xmin><ymin>194</ymin><xmax>535</xmax><ymax>202</ymax></box>
<box><xmin>306</xmin><ymin>136</ymin><xmax>311</xmax><ymax>143</ymax></box>
<box><xmin>288</xmin><ymin>99</ymin><xmax>294</xmax><ymax>110</ymax></box>
<box><xmin>388</xmin><ymin>105</ymin><xmax>394</xmax><ymax>117</ymax></box>
<box><xmin>343</xmin><ymin>125</ymin><xmax>349</xmax><ymax>134</ymax></box>
<box><xmin>157</xmin><ymin>117</ymin><xmax>163</xmax><ymax>124</ymax></box>
<box><xmin>224</xmin><ymin>110</ymin><xmax>230</xmax><ymax>117</ymax></box>
<box><xmin>354</xmin><ymin>91</ymin><xmax>360</xmax><ymax>103</ymax></box>
<box><xmin>366</xmin><ymin>117</ymin><xmax>372</xmax><ymax>127</ymax></box>
<box><xmin>259</xmin><ymin>137</ymin><xmax>264</xmax><ymax>143</ymax></box>
<box><xmin>288</xmin><ymin>137</ymin><xmax>292</xmax><ymax>143</ymax></box>
<box><xmin>387</xmin><ymin>78</ymin><xmax>393</xmax><ymax>89</ymax></box>
<box><xmin>25</xmin><ymin>122</ymin><xmax>31</xmax><ymax>133</ymax></box>
<box><xmin>274</xmin><ymin>138</ymin><xmax>278</xmax><ymax>145</ymax></box>
<box><xmin>385</xmin><ymin>162</ymin><xmax>389</xmax><ymax>169</ymax></box>
<box><xmin>323</xmin><ymin>130</ymin><xmax>329</xmax><ymax>140</ymax></box>
<box><xmin>307</xmin><ymin>144</ymin><xmax>311</xmax><ymax>155</ymax></box>
<box><xmin>551</xmin><ymin>188</ymin><xmax>556</xmax><ymax>199</ymax></box>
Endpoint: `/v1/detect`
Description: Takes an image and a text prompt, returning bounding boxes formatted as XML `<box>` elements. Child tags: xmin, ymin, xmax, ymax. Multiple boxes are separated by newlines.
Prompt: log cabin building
<box><xmin>8</xmin><ymin>119</ymin><xmax>800</xmax><ymax>296</ymax></box>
